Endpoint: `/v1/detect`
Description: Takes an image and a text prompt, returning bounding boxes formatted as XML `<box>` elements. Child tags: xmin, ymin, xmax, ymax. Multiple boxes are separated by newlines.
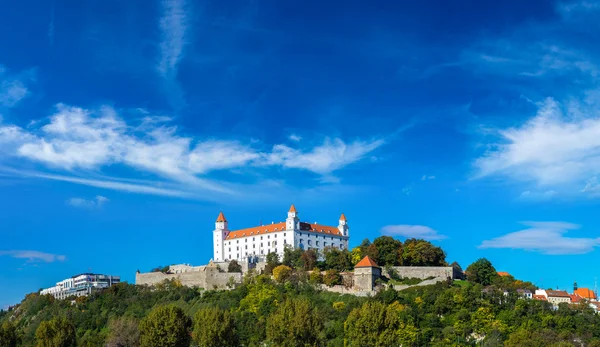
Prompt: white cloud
<box><xmin>1</xmin><ymin>79</ymin><xmax>29</xmax><ymax>108</ymax></box>
<box><xmin>0</xmin><ymin>104</ymin><xmax>385</xmax><ymax>197</ymax></box>
<box><xmin>479</xmin><ymin>221</ymin><xmax>600</xmax><ymax>255</ymax></box>
<box><xmin>0</xmin><ymin>250</ymin><xmax>66</xmax><ymax>263</ymax></box>
<box><xmin>289</xmin><ymin>134</ymin><xmax>302</xmax><ymax>142</ymax></box>
<box><xmin>421</xmin><ymin>175</ymin><xmax>435</xmax><ymax>180</ymax></box>
<box><xmin>266</xmin><ymin>138</ymin><xmax>385</xmax><ymax>175</ymax></box>
<box><xmin>474</xmin><ymin>97</ymin><xmax>600</xmax><ymax>194</ymax></box>
<box><xmin>67</xmin><ymin>195</ymin><xmax>109</xmax><ymax>208</ymax></box>
<box><xmin>157</xmin><ymin>0</ymin><xmax>188</xmax><ymax>78</ymax></box>
<box><xmin>381</xmin><ymin>225</ymin><xmax>447</xmax><ymax>241</ymax></box>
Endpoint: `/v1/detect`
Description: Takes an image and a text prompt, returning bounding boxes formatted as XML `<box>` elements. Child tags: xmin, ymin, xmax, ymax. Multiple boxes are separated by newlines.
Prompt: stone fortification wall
<box><xmin>384</xmin><ymin>266</ymin><xmax>455</xmax><ymax>280</ymax></box>
<box><xmin>135</xmin><ymin>264</ymin><xmax>242</xmax><ymax>289</ymax></box>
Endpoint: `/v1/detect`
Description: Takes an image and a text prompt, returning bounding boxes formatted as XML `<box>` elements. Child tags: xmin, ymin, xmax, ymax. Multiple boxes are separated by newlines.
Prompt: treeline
<box><xmin>1</xmin><ymin>272</ymin><xmax>599</xmax><ymax>346</ymax></box>
<box><xmin>0</xmin><ymin>239</ymin><xmax>597</xmax><ymax>346</ymax></box>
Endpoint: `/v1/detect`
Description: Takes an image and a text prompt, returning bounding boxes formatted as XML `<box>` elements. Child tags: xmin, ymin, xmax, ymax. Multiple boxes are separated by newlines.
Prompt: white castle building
<box><xmin>213</xmin><ymin>205</ymin><xmax>350</xmax><ymax>262</ymax></box>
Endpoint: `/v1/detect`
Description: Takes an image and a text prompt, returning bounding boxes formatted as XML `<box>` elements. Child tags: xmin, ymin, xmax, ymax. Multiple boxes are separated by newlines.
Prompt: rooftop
<box><xmin>355</xmin><ymin>256</ymin><xmax>380</xmax><ymax>268</ymax></box>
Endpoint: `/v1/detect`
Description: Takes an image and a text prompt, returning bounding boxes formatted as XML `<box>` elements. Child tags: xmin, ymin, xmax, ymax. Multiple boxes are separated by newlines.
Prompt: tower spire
<box><xmin>288</xmin><ymin>204</ymin><xmax>297</xmax><ymax>213</ymax></box>
<box><xmin>216</xmin><ymin>211</ymin><xmax>227</xmax><ymax>222</ymax></box>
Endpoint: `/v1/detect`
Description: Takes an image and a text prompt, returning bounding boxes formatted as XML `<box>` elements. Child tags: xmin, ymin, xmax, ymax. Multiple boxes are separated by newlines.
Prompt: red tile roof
<box><xmin>355</xmin><ymin>256</ymin><xmax>380</xmax><ymax>268</ymax></box>
<box><xmin>575</xmin><ymin>288</ymin><xmax>597</xmax><ymax>300</ymax></box>
<box><xmin>289</xmin><ymin>204</ymin><xmax>297</xmax><ymax>213</ymax></box>
<box><xmin>533</xmin><ymin>294</ymin><xmax>547</xmax><ymax>301</ymax></box>
<box><xmin>216</xmin><ymin>212</ymin><xmax>227</xmax><ymax>222</ymax></box>
<box><xmin>497</xmin><ymin>272</ymin><xmax>511</xmax><ymax>277</ymax></box>
<box><xmin>224</xmin><ymin>221</ymin><xmax>345</xmax><ymax>240</ymax></box>
<box><xmin>339</xmin><ymin>213</ymin><xmax>347</xmax><ymax>221</ymax></box>
<box><xmin>569</xmin><ymin>294</ymin><xmax>582</xmax><ymax>303</ymax></box>
<box><xmin>547</xmin><ymin>290</ymin><xmax>570</xmax><ymax>298</ymax></box>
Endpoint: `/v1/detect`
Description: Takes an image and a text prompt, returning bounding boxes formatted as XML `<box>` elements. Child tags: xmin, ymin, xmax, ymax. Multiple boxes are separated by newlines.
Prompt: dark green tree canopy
<box><xmin>465</xmin><ymin>258</ymin><xmax>498</xmax><ymax>286</ymax></box>
<box><xmin>139</xmin><ymin>305</ymin><xmax>192</xmax><ymax>347</ymax></box>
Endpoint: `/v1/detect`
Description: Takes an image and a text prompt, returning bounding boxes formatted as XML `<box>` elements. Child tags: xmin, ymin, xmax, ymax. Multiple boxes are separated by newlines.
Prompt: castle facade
<box><xmin>213</xmin><ymin>205</ymin><xmax>350</xmax><ymax>262</ymax></box>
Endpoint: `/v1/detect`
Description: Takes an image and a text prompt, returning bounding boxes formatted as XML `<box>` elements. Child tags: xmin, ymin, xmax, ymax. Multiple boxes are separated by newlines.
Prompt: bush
<box><xmin>272</xmin><ymin>265</ymin><xmax>293</xmax><ymax>283</ymax></box>
<box><xmin>35</xmin><ymin>316</ymin><xmax>76</xmax><ymax>347</ymax></box>
<box><xmin>309</xmin><ymin>268</ymin><xmax>323</xmax><ymax>284</ymax></box>
<box><xmin>323</xmin><ymin>269</ymin><xmax>342</xmax><ymax>287</ymax></box>
<box><xmin>228</xmin><ymin>260</ymin><xmax>242</xmax><ymax>273</ymax></box>
<box><xmin>106</xmin><ymin>317</ymin><xmax>140</xmax><ymax>347</ymax></box>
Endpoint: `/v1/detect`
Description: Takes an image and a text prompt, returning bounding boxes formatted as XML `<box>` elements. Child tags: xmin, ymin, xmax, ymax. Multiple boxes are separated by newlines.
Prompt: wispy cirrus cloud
<box><xmin>67</xmin><ymin>195</ymin><xmax>109</xmax><ymax>208</ymax></box>
<box><xmin>0</xmin><ymin>103</ymin><xmax>387</xmax><ymax>199</ymax></box>
<box><xmin>479</xmin><ymin>221</ymin><xmax>600</xmax><ymax>255</ymax></box>
<box><xmin>381</xmin><ymin>225</ymin><xmax>447</xmax><ymax>241</ymax></box>
<box><xmin>157</xmin><ymin>0</ymin><xmax>189</xmax><ymax>78</ymax></box>
<box><xmin>474</xmin><ymin>97</ymin><xmax>600</xmax><ymax>195</ymax></box>
<box><xmin>0</xmin><ymin>250</ymin><xmax>66</xmax><ymax>263</ymax></box>
<box><xmin>0</xmin><ymin>66</ymin><xmax>31</xmax><ymax>108</ymax></box>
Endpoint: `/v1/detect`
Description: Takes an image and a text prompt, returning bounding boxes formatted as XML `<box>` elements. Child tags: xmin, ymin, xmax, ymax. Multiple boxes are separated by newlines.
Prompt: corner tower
<box><xmin>213</xmin><ymin>212</ymin><xmax>229</xmax><ymax>261</ymax></box>
<box><xmin>338</xmin><ymin>213</ymin><xmax>349</xmax><ymax>236</ymax></box>
<box><xmin>286</xmin><ymin>204</ymin><xmax>299</xmax><ymax>231</ymax></box>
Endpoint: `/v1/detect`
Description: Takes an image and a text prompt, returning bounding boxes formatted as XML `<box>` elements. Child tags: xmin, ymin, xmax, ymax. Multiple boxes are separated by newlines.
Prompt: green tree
<box><xmin>139</xmin><ymin>305</ymin><xmax>191</xmax><ymax>347</ymax></box>
<box><xmin>283</xmin><ymin>246</ymin><xmax>303</xmax><ymax>269</ymax></box>
<box><xmin>192</xmin><ymin>307</ymin><xmax>237</xmax><ymax>347</ymax></box>
<box><xmin>299</xmin><ymin>249</ymin><xmax>318</xmax><ymax>270</ymax></box>
<box><xmin>228</xmin><ymin>260</ymin><xmax>242</xmax><ymax>273</ymax></box>
<box><xmin>266</xmin><ymin>252</ymin><xmax>280</xmax><ymax>268</ymax></box>
<box><xmin>309</xmin><ymin>268</ymin><xmax>323</xmax><ymax>284</ymax></box>
<box><xmin>345</xmin><ymin>301</ymin><xmax>415</xmax><ymax>347</ymax></box>
<box><xmin>323</xmin><ymin>269</ymin><xmax>342</xmax><ymax>287</ymax></box>
<box><xmin>266</xmin><ymin>298</ymin><xmax>323</xmax><ymax>347</ymax></box>
<box><xmin>465</xmin><ymin>258</ymin><xmax>498</xmax><ymax>286</ymax></box>
<box><xmin>35</xmin><ymin>316</ymin><xmax>76</xmax><ymax>347</ymax></box>
<box><xmin>402</xmin><ymin>238</ymin><xmax>446</xmax><ymax>266</ymax></box>
<box><xmin>373</xmin><ymin>236</ymin><xmax>402</xmax><ymax>266</ymax></box>
<box><xmin>323</xmin><ymin>247</ymin><xmax>352</xmax><ymax>272</ymax></box>
<box><xmin>106</xmin><ymin>316</ymin><xmax>140</xmax><ymax>347</ymax></box>
<box><xmin>273</xmin><ymin>265</ymin><xmax>293</xmax><ymax>283</ymax></box>
<box><xmin>0</xmin><ymin>321</ymin><xmax>18</xmax><ymax>347</ymax></box>
<box><xmin>350</xmin><ymin>246</ymin><xmax>363</xmax><ymax>265</ymax></box>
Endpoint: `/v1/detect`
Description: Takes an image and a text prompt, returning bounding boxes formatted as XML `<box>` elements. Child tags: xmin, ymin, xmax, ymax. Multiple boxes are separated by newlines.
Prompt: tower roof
<box><xmin>339</xmin><ymin>213</ymin><xmax>347</xmax><ymax>221</ymax></box>
<box><xmin>288</xmin><ymin>204</ymin><xmax>297</xmax><ymax>213</ymax></box>
<box><xmin>216</xmin><ymin>211</ymin><xmax>227</xmax><ymax>222</ymax></box>
<box><xmin>355</xmin><ymin>255</ymin><xmax>380</xmax><ymax>268</ymax></box>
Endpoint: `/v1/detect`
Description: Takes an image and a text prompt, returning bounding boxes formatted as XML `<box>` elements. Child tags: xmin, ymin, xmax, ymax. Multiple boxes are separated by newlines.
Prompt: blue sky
<box><xmin>1</xmin><ymin>0</ymin><xmax>600</xmax><ymax>308</ymax></box>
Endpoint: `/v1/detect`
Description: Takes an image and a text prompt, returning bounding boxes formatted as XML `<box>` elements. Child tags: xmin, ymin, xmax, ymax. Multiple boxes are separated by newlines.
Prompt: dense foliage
<box><xmin>1</xmin><ymin>238</ymin><xmax>598</xmax><ymax>346</ymax></box>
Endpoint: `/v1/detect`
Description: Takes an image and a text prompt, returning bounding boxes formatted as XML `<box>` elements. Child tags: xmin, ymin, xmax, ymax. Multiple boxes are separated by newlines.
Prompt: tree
<box><xmin>0</xmin><ymin>321</ymin><xmax>18</xmax><ymax>347</ymax></box>
<box><xmin>35</xmin><ymin>316</ymin><xmax>76</xmax><ymax>347</ymax></box>
<box><xmin>106</xmin><ymin>316</ymin><xmax>140</xmax><ymax>347</ymax></box>
<box><xmin>466</xmin><ymin>258</ymin><xmax>498</xmax><ymax>286</ymax></box>
<box><xmin>344</xmin><ymin>301</ymin><xmax>415</xmax><ymax>347</ymax></box>
<box><xmin>139</xmin><ymin>305</ymin><xmax>191</xmax><ymax>347</ymax></box>
<box><xmin>373</xmin><ymin>236</ymin><xmax>402</xmax><ymax>266</ymax></box>
<box><xmin>350</xmin><ymin>246</ymin><xmax>363</xmax><ymax>265</ymax></box>
<box><xmin>309</xmin><ymin>268</ymin><xmax>323</xmax><ymax>284</ymax></box>
<box><xmin>402</xmin><ymin>238</ymin><xmax>446</xmax><ymax>266</ymax></box>
<box><xmin>323</xmin><ymin>247</ymin><xmax>352</xmax><ymax>272</ymax></box>
<box><xmin>266</xmin><ymin>252</ymin><xmax>280</xmax><ymax>268</ymax></box>
<box><xmin>192</xmin><ymin>307</ymin><xmax>237</xmax><ymax>347</ymax></box>
<box><xmin>228</xmin><ymin>260</ymin><xmax>242</xmax><ymax>273</ymax></box>
<box><xmin>299</xmin><ymin>249</ymin><xmax>318</xmax><ymax>270</ymax></box>
<box><xmin>266</xmin><ymin>298</ymin><xmax>323</xmax><ymax>347</ymax></box>
<box><xmin>283</xmin><ymin>246</ymin><xmax>303</xmax><ymax>268</ymax></box>
<box><xmin>273</xmin><ymin>265</ymin><xmax>293</xmax><ymax>283</ymax></box>
<box><xmin>323</xmin><ymin>269</ymin><xmax>342</xmax><ymax>287</ymax></box>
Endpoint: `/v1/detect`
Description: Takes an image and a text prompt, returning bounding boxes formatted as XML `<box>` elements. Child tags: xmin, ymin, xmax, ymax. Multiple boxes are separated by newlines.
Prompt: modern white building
<box><xmin>40</xmin><ymin>273</ymin><xmax>120</xmax><ymax>300</ymax></box>
<box><xmin>213</xmin><ymin>205</ymin><xmax>350</xmax><ymax>262</ymax></box>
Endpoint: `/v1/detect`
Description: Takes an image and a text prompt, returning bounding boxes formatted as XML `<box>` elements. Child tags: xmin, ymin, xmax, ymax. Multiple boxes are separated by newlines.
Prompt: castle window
<box><xmin>253</xmin><ymin>244</ymin><xmax>255</xmax><ymax>248</ymax></box>
<box><xmin>236</xmin><ymin>246</ymin><xmax>239</xmax><ymax>250</ymax></box>
<box><xmin>324</xmin><ymin>242</ymin><xmax>328</xmax><ymax>247</ymax></box>
<box><xmin>261</xmin><ymin>236</ymin><xmax>263</xmax><ymax>240</ymax></box>
<box><xmin>308</xmin><ymin>240</ymin><xmax>312</xmax><ymax>245</ymax></box>
<box><xmin>284</xmin><ymin>240</ymin><xmax>287</xmax><ymax>244</ymax></box>
<box><xmin>229</xmin><ymin>248</ymin><xmax>231</xmax><ymax>252</ymax></box>
<box><xmin>268</xmin><ymin>242</ymin><xmax>270</xmax><ymax>246</ymax></box>
<box><xmin>261</xmin><ymin>250</ymin><xmax>263</xmax><ymax>254</ymax></box>
<box><xmin>268</xmin><ymin>235</ymin><xmax>270</xmax><ymax>239</ymax></box>
<box><xmin>316</xmin><ymin>241</ymin><xmax>319</xmax><ymax>246</ymax></box>
<box><xmin>245</xmin><ymin>245</ymin><xmax>247</xmax><ymax>249</ymax></box>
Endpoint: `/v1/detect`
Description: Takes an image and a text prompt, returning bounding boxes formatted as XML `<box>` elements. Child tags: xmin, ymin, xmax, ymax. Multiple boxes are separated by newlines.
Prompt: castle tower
<box><xmin>286</xmin><ymin>204</ymin><xmax>299</xmax><ymax>231</ymax></box>
<box><xmin>213</xmin><ymin>212</ymin><xmax>229</xmax><ymax>262</ymax></box>
<box><xmin>338</xmin><ymin>213</ymin><xmax>349</xmax><ymax>236</ymax></box>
